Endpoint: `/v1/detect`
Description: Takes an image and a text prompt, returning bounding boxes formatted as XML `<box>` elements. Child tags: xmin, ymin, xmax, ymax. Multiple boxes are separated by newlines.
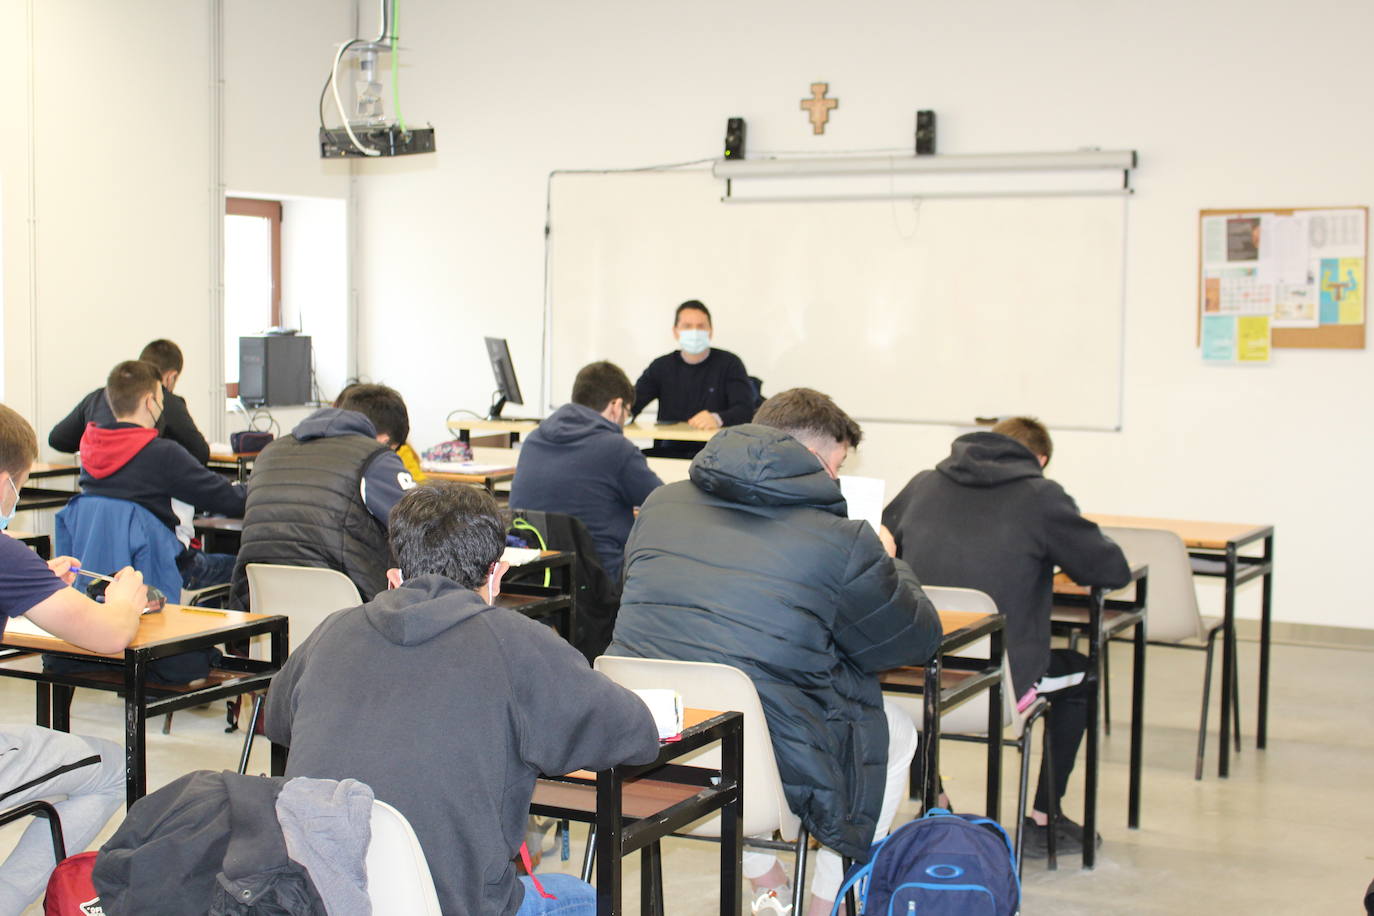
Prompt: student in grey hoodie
<box><xmin>266</xmin><ymin>482</ymin><xmax>660</xmax><ymax>916</ymax></box>
<box><xmin>510</xmin><ymin>361</ymin><xmax>662</xmax><ymax>581</ymax></box>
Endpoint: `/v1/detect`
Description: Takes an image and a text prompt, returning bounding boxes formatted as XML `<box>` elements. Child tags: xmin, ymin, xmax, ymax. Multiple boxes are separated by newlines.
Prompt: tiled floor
<box><xmin>1</xmin><ymin>637</ymin><xmax>1369</xmax><ymax>914</ymax></box>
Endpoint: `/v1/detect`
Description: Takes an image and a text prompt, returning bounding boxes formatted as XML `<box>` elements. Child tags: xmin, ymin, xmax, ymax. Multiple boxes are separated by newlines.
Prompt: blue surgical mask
<box><xmin>0</xmin><ymin>477</ymin><xmax>18</xmax><ymax>531</ymax></box>
<box><xmin>678</xmin><ymin>329</ymin><xmax>711</xmax><ymax>355</ymax></box>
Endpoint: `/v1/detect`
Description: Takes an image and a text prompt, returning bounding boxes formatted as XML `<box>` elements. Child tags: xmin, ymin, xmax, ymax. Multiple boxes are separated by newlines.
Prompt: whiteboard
<box><xmin>546</xmin><ymin>169</ymin><xmax>1126</xmax><ymax>430</ymax></box>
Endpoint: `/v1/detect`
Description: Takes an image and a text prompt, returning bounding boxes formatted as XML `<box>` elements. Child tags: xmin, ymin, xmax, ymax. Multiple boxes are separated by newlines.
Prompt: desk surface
<box><xmin>938</xmin><ymin>609</ymin><xmax>995</xmax><ymax>635</ymax></box>
<box><xmin>208</xmin><ymin>452</ymin><xmax>260</xmax><ymax>463</ymax></box>
<box><xmin>0</xmin><ymin>604</ymin><xmax>276</xmax><ymax>659</ymax></box>
<box><xmin>193</xmin><ymin>516</ymin><xmax>244</xmax><ymax>532</ymax></box>
<box><xmin>1087</xmin><ymin>513</ymin><xmax>1271</xmax><ymax>550</ymax></box>
<box><xmin>447</xmin><ymin>418</ymin><xmax>719</xmax><ymax>444</ymax></box>
<box><xmin>424</xmin><ymin>465</ymin><xmax>517</xmax><ymax>485</ymax></box>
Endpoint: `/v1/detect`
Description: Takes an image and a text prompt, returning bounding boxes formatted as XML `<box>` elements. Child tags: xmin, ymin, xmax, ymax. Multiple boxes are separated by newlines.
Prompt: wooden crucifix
<box><xmin>800</xmin><ymin>83</ymin><xmax>838</xmax><ymax>135</ymax></box>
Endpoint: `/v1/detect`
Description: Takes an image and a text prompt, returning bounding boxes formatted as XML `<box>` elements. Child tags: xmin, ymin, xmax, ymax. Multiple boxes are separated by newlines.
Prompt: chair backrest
<box><xmin>244</xmin><ymin>564</ymin><xmax>364</xmax><ymax>645</ymax></box>
<box><xmin>1100</xmin><ymin>526</ymin><xmax>1202</xmax><ymax>643</ymax></box>
<box><xmin>593</xmin><ymin>656</ymin><xmax>800</xmax><ymax>841</ymax></box>
<box><xmin>55</xmin><ymin>495</ymin><xmax>183</xmax><ymax>601</ymax></box>
<box><xmin>888</xmin><ymin>586</ymin><xmax>1020</xmax><ymax>737</ymax></box>
<box><xmin>365</xmin><ymin>799</ymin><xmax>442</xmax><ymax>914</ymax></box>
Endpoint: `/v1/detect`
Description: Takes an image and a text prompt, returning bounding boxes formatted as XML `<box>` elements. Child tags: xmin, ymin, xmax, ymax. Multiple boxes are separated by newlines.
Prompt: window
<box><xmin>224</xmin><ymin>197</ymin><xmax>282</xmax><ymax>386</ymax></box>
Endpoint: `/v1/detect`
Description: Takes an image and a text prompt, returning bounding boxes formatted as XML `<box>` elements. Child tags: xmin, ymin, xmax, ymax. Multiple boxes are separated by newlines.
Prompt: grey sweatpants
<box><xmin>0</xmin><ymin>727</ymin><xmax>124</xmax><ymax>915</ymax></box>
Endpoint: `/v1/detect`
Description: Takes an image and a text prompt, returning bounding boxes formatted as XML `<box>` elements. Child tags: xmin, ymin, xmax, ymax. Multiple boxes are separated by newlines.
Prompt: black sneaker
<box><xmin>1020</xmin><ymin>816</ymin><xmax>1102</xmax><ymax>859</ymax></box>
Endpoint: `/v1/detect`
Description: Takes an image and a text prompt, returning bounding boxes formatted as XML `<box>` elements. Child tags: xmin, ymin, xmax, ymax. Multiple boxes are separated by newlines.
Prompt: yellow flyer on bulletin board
<box><xmin>1237</xmin><ymin>315</ymin><xmax>1271</xmax><ymax>362</ymax></box>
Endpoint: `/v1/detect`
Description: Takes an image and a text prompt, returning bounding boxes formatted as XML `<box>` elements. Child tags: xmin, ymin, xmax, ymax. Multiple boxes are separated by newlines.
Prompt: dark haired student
<box><xmin>267</xmin><ymin>482</ymin><xmax>659</xmax><ymax>916</ymax></box>
<box><xmin>632</xmin><ymin>300</ymin><xmax>757</xmax><ymax>457</ymax></box>
<box><xmin>229</xmin><ymin>383</ymin><xmax>417</xmax><ymax>608</ymax></box>
<box><xmin>49</xmin><ymin>339</ymin><xmax>210</xmax><ymax>464</ymax></box>
<box><xmin>510</xmin><ymin>360</ymin><xmax>662</xmax><ymax>583</ymax></box>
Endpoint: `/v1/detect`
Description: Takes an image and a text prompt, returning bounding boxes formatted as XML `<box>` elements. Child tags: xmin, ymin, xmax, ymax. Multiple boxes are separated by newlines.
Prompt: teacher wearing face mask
<box><xmin>632</xmin><ymin>300</ymin><xmax>758</xmax><ymax>458</ymax></box>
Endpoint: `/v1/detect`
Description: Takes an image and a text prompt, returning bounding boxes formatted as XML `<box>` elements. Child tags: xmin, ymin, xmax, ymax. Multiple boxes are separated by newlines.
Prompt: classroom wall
<box><xmin>351</xmin><ymin>0</ymin><xmax>1374</xmax><ymax>630</ymax></box>
<box><xmin>0</xmin><ymin>0</ymin><xmax>351</xmax><ymax>455</ymax></box>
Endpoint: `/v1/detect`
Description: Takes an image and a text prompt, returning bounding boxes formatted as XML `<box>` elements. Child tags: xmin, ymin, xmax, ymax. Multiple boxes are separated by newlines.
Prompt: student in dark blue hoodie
<box><xmin>78</xmin><ymin>361</ymin><xmax>246</xmax><ymax>589</ymax></box>
<box><xmin>229</xmin><ymin>384</ymin><xmax>417</xmax><ymax>608</ymax></box>
<box><xmin>510</xmin><ymin>361</ymin><xmax>662</xmax><ymax>581</ymax></box>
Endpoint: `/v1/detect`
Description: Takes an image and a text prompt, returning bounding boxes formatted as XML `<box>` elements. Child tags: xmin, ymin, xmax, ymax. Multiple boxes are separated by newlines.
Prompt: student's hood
<box><xmin>78</xmin><ymin>422</ymin><xmax>159</xmax><ymax>479</ymax></box>
<box><xmin>362</xmin><ymin>574</ymin><xmax>494</xmax><ymax>646</ymax></box>
<box><xmin>290</xmin><ymin>408</ymin><xmax>379</xmax><ymax>443</ymax></box>
<box><xmin>936</xmin><ymin>431</ymin><xmax>1043</xmax><ymax>488</ymax></box>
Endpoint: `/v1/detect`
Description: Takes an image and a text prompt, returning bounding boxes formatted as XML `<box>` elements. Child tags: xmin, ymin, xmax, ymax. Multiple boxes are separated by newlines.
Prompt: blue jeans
<box><xmin>515</xmin><ymin>874</ymin><xmax>596</xmax><ymax>916</ymax></box>
<box><xmin>180</xmin><ymin>549</ymin><xmax>236</xmax><ymax>592</ymax></box>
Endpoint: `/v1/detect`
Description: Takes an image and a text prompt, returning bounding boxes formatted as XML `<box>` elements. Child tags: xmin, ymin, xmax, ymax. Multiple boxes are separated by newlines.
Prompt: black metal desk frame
<box><xmin>531</xmin><ymin>711</ymin><xmax>743</xmax><ymax>916</ymax></box>
<box><xmin>1188</xmin><ymin>528</ymin><xmax>1274</xmax><ymax>778</ymax></box>
<box><xmin>0</xmin><ymin>614</ymin><xmax>289</xmax><ymax>807</ymax></box>
<box><xmin>1050</xmin><ymin>564</ymin><xmax>1148</xmax><ymax>869</ymax></box>
<box><xmin>883</xmin><ymin>613</ymin><xmax>1006</xmax><ymax>820</ymax></box>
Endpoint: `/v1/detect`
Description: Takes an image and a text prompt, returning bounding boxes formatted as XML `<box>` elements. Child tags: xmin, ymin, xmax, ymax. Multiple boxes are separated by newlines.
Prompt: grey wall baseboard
<box><xmin>1234</xmin><ymin>619</ymin><xmax>1374</xmax><ymax>651</ymax></box>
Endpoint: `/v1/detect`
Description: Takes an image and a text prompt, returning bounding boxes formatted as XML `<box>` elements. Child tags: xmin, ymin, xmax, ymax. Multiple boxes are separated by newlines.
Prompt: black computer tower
<box><xmin>239</xmin><ymin>335</ymin><xmax>312</xmax><ymax>407</ymax></box>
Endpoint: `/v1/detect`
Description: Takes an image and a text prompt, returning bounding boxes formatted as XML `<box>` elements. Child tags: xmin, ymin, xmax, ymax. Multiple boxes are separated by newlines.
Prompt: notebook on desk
<box><xmin>422</xmin><ymin>461</ymin><xmax>513</xmax><ymax>475</ymax></box>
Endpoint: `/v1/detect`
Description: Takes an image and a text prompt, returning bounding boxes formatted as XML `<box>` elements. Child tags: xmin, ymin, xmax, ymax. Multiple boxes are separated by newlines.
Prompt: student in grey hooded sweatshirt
<box><xmin>266</xmin><ymin>482</ymin><xmax>660</xmax><ymax>916</ymax></box>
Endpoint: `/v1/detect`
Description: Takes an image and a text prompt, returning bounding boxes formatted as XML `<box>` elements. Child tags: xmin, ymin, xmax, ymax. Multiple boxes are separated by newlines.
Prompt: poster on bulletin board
<box><xmin>1198</xmin><ymin>206</ymin><xmax>1367</xmax><ymax>351</ymax></box>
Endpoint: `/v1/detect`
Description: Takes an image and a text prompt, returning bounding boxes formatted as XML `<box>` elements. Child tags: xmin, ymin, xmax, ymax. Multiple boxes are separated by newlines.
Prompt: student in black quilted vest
<box><xmin>229</xmin><ymin>384</ymin><xmax>417</xmax><ymax>609</ymax></box>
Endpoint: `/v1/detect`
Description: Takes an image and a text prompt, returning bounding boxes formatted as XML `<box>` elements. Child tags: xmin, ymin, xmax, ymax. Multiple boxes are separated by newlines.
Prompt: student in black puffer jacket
<box><xmin>609</xmin><ymin>389</ymin><xmax>942</xmax><ymax>915</ymax></box>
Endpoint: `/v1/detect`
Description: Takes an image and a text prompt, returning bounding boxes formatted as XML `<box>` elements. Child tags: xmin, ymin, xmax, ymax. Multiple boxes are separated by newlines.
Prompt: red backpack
<box><xmin>44</xmin><ymin>851</ymin><xmax>103</xmax><ymax>916</ymax></box>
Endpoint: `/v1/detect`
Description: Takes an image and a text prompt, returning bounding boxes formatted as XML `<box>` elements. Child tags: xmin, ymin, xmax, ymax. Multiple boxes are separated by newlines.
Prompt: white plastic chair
<box><xmin>366</xmin><ymin>799</ymin><xmax>442</xmax><ymax>915</ymax></box>
<box><xmin>886</xmin><ymin>585</ymin><xmax>1056</xmax><ymax>873</ymax></box>
<box><xmin>592</xmin><ymin>656</ymin><xmax>809</xmax><ymax>913</ymax></box>
<box><xmin>245</xmin><ymin>563</ymin><xmax>364</xmax><ymax>643</ymax></box>
<box><xmin>237</xmin><ymin>564</ymin><xmax>364</xmax><ymax>771</ymax></box>
<box><xmin>1099</xmin><ymin>527</ymin><xmax>1235</xmax><ymax>780</ymax></box>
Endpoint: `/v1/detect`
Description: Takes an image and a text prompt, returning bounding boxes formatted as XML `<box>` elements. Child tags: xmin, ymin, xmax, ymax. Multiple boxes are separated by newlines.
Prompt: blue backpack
<box><xmin>830</xmin><ymin>809</ymin><xmax>1020</xmax><ymax>915</ymax></box>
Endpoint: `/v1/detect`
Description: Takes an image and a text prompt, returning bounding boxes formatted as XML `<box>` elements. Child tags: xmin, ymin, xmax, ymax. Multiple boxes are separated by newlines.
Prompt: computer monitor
<box><xmin>484</xmin><ymin>337</ymin><xmax>523</xmax><ymax>419</ymax></box>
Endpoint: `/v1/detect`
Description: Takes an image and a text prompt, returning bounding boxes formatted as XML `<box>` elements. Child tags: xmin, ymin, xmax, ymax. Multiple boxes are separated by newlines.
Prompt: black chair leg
<box><xmin>1041</xmin><ymin>716</ymin><xmax>1058</xmax><ymax>872</ymax></box>
<box><xmin>1231</xmin><ymin>640</ymin><xmax>1242</xmax><ymax>752</ymax></box>
<box><xmin>839</xmin><ymin>856</ymin><xmax>858</xmax><ymax>915</ymax></box>
<box><xmin>237</xmin><ymin>694</ymin><xmax>264</xmax><ymax>775</ymax></box>
<box><xmin>0</xmin><ymin>800</ymin><xmax>66</xmax><ymax>863</ymax></box>
<box><xmin>791</xmin><ymin>831</ymin><xmax>810</xmax><ymax>916</ymax></box>
<box><xmin>1197</xmin><ymin>627</ymin><xmax>1220</xmax><ymax>780</ymax></box>
<box><xmin>580</xmin><ymin>824</ymin><xmax>597</xmax><ymax>883</ymax></box>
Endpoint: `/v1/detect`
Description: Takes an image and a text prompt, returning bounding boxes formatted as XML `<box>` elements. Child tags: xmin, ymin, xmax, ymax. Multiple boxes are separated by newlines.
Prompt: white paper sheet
<box><xmin>839</xmin><ymin>476</ymin><xmax>886</xmax><ymax>532</ymax></box>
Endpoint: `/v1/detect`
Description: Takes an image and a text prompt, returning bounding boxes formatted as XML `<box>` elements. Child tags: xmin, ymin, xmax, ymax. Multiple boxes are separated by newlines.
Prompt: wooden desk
<box><xmin>531</xmin><ymin>708</ymin><xmax>743</xmax><ymax>915</ymax></box>
<box><xmin>880</xmin><ymin>608</ymin><xmax>1005</xmax><ymax>819</ymax></box>
<box><xmin>5</xmin><ymin>530</ymin><xmax>52</xmax><ymax>560</ymax></box>
<box><xmin>1087</xmin><ymin>513</ymin><xmax>1274</xmax><ymax>778</ymax></box>
<box><xmin>1051</xmin><ymin>563</ymin><xmax>1149</xmax><ymax>869</ymax></box>
<box><xmin>17</xmin><ymin>462</ymin><xmax>79</xmax><ymax>513</ymax></box>
<box><xmin>0</xmin><ymin>604</ymin><xmax>287</xmax><ymax>806</ymax></box>
<box><xmin>447</xmin><ymin>419</ymin><xmax>721</xmax><ymax>446</ymax></box>
<box><xmin>208</xmin><ymin>452</ymin><xmax>259</xmax><ymax>483</ymax></box>
<box><xmin>423</xmin><ymin>464</ymin><xmax>518</xmax><ymax>495</ymax></box>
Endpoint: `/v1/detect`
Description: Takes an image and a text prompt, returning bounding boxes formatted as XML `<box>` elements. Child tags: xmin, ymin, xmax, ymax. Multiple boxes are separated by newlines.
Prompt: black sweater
<box><xmin>882</xmin><ymin>432</ymin><xmax>1130</xmax><ymax>698</ymax></box>
<box><xmin>50</xmin><ymin>386</ymin><xmax>210</xmax><ymax>465</ymax></box>
<box><xmin>632</xmin><ymin>348</ymin><xmax>756</xmax><ymax>427</ymax></box>
<box><xmin>78</xmin><ymin>423</ymin><xmax>245</xmax><ymax>537</ymax></box>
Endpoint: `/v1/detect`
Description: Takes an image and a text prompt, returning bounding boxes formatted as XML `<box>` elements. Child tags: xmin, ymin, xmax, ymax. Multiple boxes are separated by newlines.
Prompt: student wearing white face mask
<box><xmin>632</xmin><ymin>300</ymin><xmax>758</xmax><ymax>457</ymax></box>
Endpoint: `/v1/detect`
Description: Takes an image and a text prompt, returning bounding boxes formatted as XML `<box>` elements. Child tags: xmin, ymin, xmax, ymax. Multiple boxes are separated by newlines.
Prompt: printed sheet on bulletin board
<box><xmin>1198</xmin><ymin>207</ymin><xmax>1367</xmax><ymax>351</ymax></box>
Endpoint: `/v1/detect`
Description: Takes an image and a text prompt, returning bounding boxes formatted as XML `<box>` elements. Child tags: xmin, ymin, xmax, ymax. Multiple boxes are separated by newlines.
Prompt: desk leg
<box><xmin>35</xmin><ymin>684</ymin><xmax>50</xmax><ymax>729</ymax></box>
<box><xmin>595</xmin><ymin>770</ymin><xmax>623</xmax><ymax>916</ymax></box>
<box><xmin>921</xmin><ymin>658</ymin><xmax>942</xmax><ymax>813</ymax></box>
<box><xmin>124</xmin><ymin>654</ymin><xmax>148</xmax><ymax>808</ymax></box>
<box><xmin>1129</xmin><ymin>614</ymin><xmax>1146</xmax><ymax>830</ymax></box>
<box><xmin>52</xmin><ymin>685</ymin><xmax>72</xmax><ymax>733</ymax></box>
<box><xmin>721</xmin><ymin>717</ymin><xmax>743</xmax><ymax>916</ymax></box>
<box><xmin>1082</xmin><ymin>590</ymin><xmax>1102</xmax><ymax>870</ymax></box>
<box><xmin>986</xmin><ymin>627</ymin><xmax>1004</xmax><ymax>824</ymax></box>
<box><xmin>640</xmin><ymin>845</ymin><xmax>662</xmax><ymax>916</ymax></box>
<box><xmin>1257</xmin><ymin>534</ymin><xmax>1274</xmax><ymax>750</ymax></box>
<box><xmin>567</xmin><ymin>561</ymin><xmax>579</xmax><ymax>651</ymax></box>
<box><xmin>269</xmin><ymin>620</ymin><xmax>289</xmax><ymax>777</ymax></box>
<box><xmin>1219</xmin><ymin>545</ymin><xmax>1237</xmax><ymax>778</ymax></box>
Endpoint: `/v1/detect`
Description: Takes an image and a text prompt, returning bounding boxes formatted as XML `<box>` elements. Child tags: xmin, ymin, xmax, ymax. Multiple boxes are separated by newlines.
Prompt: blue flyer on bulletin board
<box><xmin>1201</xmin><ymin>314</ymin><xmax>1237</xmax><ymax>362</ymax></box>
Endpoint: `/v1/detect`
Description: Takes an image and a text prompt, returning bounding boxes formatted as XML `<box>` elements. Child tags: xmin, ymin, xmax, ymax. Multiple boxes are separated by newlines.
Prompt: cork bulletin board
<box><xmin>1198</xmin><ymin>207</ymin><xmax>1367</xmax><ymax>350</ymax></box>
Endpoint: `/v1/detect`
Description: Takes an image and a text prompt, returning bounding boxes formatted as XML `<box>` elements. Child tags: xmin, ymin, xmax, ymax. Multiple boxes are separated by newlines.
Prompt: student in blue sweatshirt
<box><xmin>510</xmin><ymin>361</ymin><xmax>662</xmax><ymax>581</ymax></box>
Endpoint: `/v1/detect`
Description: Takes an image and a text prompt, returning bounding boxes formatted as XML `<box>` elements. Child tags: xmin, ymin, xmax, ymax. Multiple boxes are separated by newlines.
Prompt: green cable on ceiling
<box><xmin>390</xmin><ymin>0</ymin><xmax>407</xmax><ymax>133</ymax></box>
